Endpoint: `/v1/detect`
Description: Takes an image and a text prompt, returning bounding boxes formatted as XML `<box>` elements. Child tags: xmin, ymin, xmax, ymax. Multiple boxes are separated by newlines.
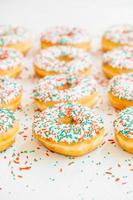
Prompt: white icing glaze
<box><xmin>41</xmin><ymin>26</ymin><xmax>91</xmax><ymax>44</ymax></box>
<box><xmin>0</xmin><ymin>25</ymin><xmax>30</xmax><ymax>45</ymax></box>
<box><xmin>114</xmin><ymin>107</ymin><xmax>133</xmax><ymax>138</ymax></box>
<box><xmin>108</xmin><ymin>73</ymin><xmax>133</xmax><ymax>101</ymax></box>
<box><xmin>33</xmin><ymin>103</ymin><xmax>104</xmax><ymax>143</ymax></box>
<box><xmin>103</xmin><ymin>46</ymin><xmax>133</xmax><ymax>69</ymax></box>
<box><xmin>0</xmin><ymin>108</ymin><xmax>16</xmax><ymax>134</ymax></box>
<box><xmin>104</xmin><ymin>24</ymin><xmax>133</xmax><ymax>45</ymax></box>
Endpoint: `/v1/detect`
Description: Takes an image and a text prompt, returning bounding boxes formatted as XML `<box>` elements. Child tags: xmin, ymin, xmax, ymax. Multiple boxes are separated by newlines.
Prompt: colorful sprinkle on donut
<box><xmin>34</xmin><ymin>46</ymin><xmax>93</xmax><ymax>74</ymax></box>
<box><xmin>104</xmin><ymin>24</ymin><xmax>133</xmax><ymax>45</ymax></box>
<box><xmin>41</xmin><ymin>26</ymin><xmax>91</xmax><ymax>44</ymax></box>
<box><xmin>108</xmin><ymin>73</ymin><xmax>133</xmax><ymax>101</ymax></box>
<box><xmin>33</xmin><ymin>74</ymin><xmax>97</xmax><ymax>102</ymax></box>
<box><xmin>103</xmin><ymin>46</ymin><xmax>133</xmax><ymax>69</ymax></box>
<box><xmin>0</xmin><ymin>47</ymin><xmax>23</xmax><ymax>70</ymax></box>
<box><xmin>33</xmin><ymin>103</ymin><xmax>104</xmax><ymax>143</ymax></box>
<box><xmin>0</xmin><ymin>108</ymin><xmax>16</xmax><ymax>134</ymax></box>
<box><xmin>0</xmin><ymin>76</ymin><xmax>22</xmax><ymax>104</ymax></box>
<box><xmin>0</xmin><ymin>25</ymin><xmax>30</xmax><ymax>46</ymax></box>
<box><xmin>114</xmin><ymin>107</ymin><xmax>133</xmax><ymax>137</ymax></box>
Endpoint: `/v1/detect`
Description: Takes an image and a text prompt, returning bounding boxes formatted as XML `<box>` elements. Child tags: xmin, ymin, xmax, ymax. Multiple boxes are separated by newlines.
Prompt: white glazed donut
<box><xmin>0</xmin><ymin>25</ymin><xmax>32</xmax><ymax>54</ymax></box>
<box><xmin>33</xmin><ymin>74</ymin><xmax>98</xmax><ymax>110</ymax></box>
<box><xmin>40</xmin><ymin>26</ymin><xmax>91</xmax><ymax>50</ymax></box>
<box><xmin>114</xmin><ymin>107</ymin><xmax>133</xmax><ymax>153</ymax></box>
<box><xmin>0</xmin><ymin>108</ymin><xmax>19</xmax><ymax>152</ymax></box>
<box><xmin>0</xmin><ymin>76</ymin><xmax>22</xmax><ymax>109</ymax></box>
<box><xmin>34</xmin><ymin>46</ymin><xmax>93</xmax><ymax>77</ymax></box>
<box><xmin>0</xmin><ymin>47</ymin><xmax>23</xmax><ymax>77</ymax></box>
<box><xmin>108</xmin><ymin>73</ymin><xmax>133</xmax><ymax>109</ymax></box>
<box><xmin>103</xmin><ymin>46</ymin><xmax>133</xmax><ymax>78</ymax></box>
<box><xmin>102</xmin><ymin>24</ymin><xmax>133</xmax><ymax>51</ymax></box>
<box><xmin>33</xmin><ymin>103</ymin><xmax>105</xmax><ymax>156</ymax></box>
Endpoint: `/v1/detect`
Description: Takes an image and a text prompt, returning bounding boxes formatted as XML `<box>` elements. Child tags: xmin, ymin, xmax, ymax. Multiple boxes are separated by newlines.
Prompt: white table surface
<box><xmin>0</xmin><ymin>0</ymin><xmax>133</xmax><ymax>200</ymax></box>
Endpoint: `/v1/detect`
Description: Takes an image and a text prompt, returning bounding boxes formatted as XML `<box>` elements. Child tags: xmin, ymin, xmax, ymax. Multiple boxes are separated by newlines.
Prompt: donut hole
<box><xmin>58</xmin><ymin>55</ymin><xmax>73</xmax><ymax>62</ymax></box>
<box><xmin>58</xmin><ymin>116</ymin><xmax>75</xmax><ymax>124</ymax></box>
<box><xmin>56</xmin><ymin>83</ymin><xmax>71</xmax><ymax>90</ymax></box>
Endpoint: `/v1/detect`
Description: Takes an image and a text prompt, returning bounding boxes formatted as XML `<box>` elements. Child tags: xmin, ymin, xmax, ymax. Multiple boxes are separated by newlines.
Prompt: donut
<box><xmin>0</xmin><ymin>108</ymin><xmax>19</xmax><ymax>152</ymax></box>
<box><xmin>108</xmin><ymin>73</ymin><xmax>133</xmax><ymax>110</ymax></box>
<box><xmin>103</xmin><ymin>46</ymin><xmax>133</xmax><ymax>78</ymax></box>
<box><xmin>0</xmin><ymin>47</ymin><xmax>23</xmax><ymax>77</ymax></box>
<box><xmin>33</xmin><ymin>103</ymin><xmax>105</xmax><ymax>156</ymax></box>
<box><xmin>0</xmin><ymin>76</ymin><xmax>22</xmax><ymax>109</ymax></box>
<box><xmin>0</xmin><ymin>25</ymin><xmax>32</xmax><ymax>54</ymax></box>
<box><xmin>33</xmin><ymin>74</ymin><xmax>98</xmax><ymax>110</ymax></box>
<box><xmin>40</xmin><ymin>26</ymin><xmax>91</xmax><ymax>51</ymax></box>
<box><xmin>114</xmin><ymin>107</ymin><xmax>133</xmax><ymax>153</ymax></box>
<box><xmin>102</xmin><ymin>24</ymin><xmax>133</xmax><ymax>51</ymax></box>
<box><xmin>34</xmin><ymin>46</ymin><xmax>93</xmax><ymax>77</ymax></box>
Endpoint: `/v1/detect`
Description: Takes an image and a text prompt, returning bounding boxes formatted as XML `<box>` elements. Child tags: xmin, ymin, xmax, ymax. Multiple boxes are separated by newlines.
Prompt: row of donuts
<box><xmin>0</xmin><ymin>25</ymin><xmax>30</xmax><ymax>152</ymax></box>
<box><xmin>0</xmin><ymin>99</ymin><xmax>133</xmax><ymax>155</ymax></box>
<box><xmin>0</xmin><ymin>24</ymin><xmax>133</xmax><ymax>79</ymax></box>
<box><xmin>0</xmin><ymin>24</ymin><xmax>133</xmax><ymax>156</ymax></box>
<box><xmin>0</xmin><ymin>24</ymin><xmax>133</xmax><ymax>52</ymax></box>
<box><xmin>0</xmin><ymin>70</ymin><xmax>132</xmax><ymax>110</ymax></box>
<box><xmin>1</xmin><ymin>43</ymin><xmax>133</xmax><ymax>79</ymax></box>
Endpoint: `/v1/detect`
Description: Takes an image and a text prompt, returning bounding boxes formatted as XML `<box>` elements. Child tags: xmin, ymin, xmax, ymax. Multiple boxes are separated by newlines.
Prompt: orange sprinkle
<box><xmin>105</xmin><ymin>172</ymin><xmax>112</xmax><ymax>175</ymax></box>
<box><xmin>68</xmin><ymin>161</ymin><xmax>74</xmax><ymax>166</ymax></box>
<box><xmin>14</xmin><ymin>160</ymin><xmax>20</xmax><ymax>164</ymax></box>
<box><xmin>115</xmin><ymin>178</ymin><xmax>120</xmax><ymax>182</ymax></box>
<box><xmin>17</xmin><ymin>175</ymin><xmax>23</xmax><ymax>178</ymax></box>
<box><xmin>19</xmin><ymin>166</ymin><xmax>31</xmax><ymax>171</ymax></box>
<box><xmin>60</xmin><ymin>168</ymin><xmax>63</xmax><ymax>173</ymax></box>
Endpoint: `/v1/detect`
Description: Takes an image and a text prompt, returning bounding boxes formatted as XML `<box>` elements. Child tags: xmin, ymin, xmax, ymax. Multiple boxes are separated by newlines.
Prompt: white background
<box><xmin>0</xmin><ymin>0</ymin><xmax>133</xmax><ymax>200</ymax></box>
<box><xmin>0</xmin><ymin>0</ymin><xmax>133</xmax><ymax>36</ymax></box>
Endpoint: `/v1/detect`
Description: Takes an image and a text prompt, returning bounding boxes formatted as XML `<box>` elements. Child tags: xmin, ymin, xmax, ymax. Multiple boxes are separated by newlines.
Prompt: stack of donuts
<box><xmin>0</xmin><ymin>24</ymin><xmax>133</xmax><ymax>156</ymax></box>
